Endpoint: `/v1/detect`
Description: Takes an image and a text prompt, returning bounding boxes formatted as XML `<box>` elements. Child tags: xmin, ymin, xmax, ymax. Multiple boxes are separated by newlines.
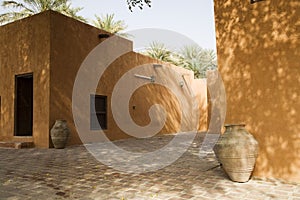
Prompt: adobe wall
<box><xmin>48</xmin><ymin>11</ymin><xmax>123</xmax><ymax>146</ymax></box>
<box><xmin>49</xmin><ymin>11</ymin><xmax>207</xmax><ymax>145</ymax></box>
<box><xmin>0</xmin><ymin>12</ymin><xmax>51</xmax><ymax>148</ymax></box>
<box><xmin>214</xmin><ymin>0</ymin><xmax>299</xmax><ymax>182</ymax></box>
<box><xmin>191</xmin><ymin>79</ymin><xmax>207</xmax><ymax>131</ymax></box>
<box><xmin>97</xmin><ymin>52</ymin><xmax>207</xmax><ymax>140</ymax></box>
<box><xmin>0</xmin><ymin>11</ymin><xmax>208</xmax><ymax>149</ymax></box>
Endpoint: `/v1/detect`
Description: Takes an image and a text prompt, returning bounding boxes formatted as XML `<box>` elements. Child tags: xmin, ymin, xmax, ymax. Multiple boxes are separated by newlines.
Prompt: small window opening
<box><xmin>90</xmin><ymin>94</ymin><xmax>107</xmax><ymax>130</ymax></box>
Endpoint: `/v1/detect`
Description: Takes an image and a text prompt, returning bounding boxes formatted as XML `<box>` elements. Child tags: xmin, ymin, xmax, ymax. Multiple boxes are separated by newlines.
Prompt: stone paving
<box><xmin>0</xmin><ymin>133</ymin><xmax>299</xmax><ymax>200</ymax></box>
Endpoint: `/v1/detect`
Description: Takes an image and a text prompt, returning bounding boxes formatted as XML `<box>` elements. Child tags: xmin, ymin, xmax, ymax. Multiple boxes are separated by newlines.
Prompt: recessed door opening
<box><xmin>15</xmin><ymin>73</ymin><xmax>33</xmax><ymax>136</ymax></box>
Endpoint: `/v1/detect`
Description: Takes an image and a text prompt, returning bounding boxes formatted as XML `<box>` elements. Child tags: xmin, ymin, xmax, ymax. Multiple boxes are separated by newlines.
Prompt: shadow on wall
<box><xmin>129</xmin><ymin>84</ymin><xmax>182</xmax><ymax>134</ymax></box>
<box><xmin>48</xmin><ymin>11</ymin><xmax>116</xmax><ymax>147</ymax></box>
<box><xmin>214</xmin><ymin>0</ymin><xmax>300</xmax><ymax>181</ymax></box>
<box><xmin>0</xmin><ymin>15</ymin><xmax>51</xmax><ymax>146</ymax></box>
<box><xmin>127</xmin><ymin>63</ymin><xmax>200</xmax><ymax>135</ymax></box>
<box><xmin>206</xmin><ymin>70</ymin><xmax>227</xmax><ymax>135</ymax></box>
<box><xmin>98</xmin><ymin>54</ymin><xmax>204</xmax><ymax>140</ymax></box>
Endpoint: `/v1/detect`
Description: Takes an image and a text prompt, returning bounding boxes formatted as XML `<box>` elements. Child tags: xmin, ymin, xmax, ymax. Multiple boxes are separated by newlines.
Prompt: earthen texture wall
<box><xmin>0</xmin><ymin>11</ymin><xmax>208</xmax><ymax>148</ymax></box>
<box><xmin>49</xmin><ymin>11</ymin><xmax>207</xmax><ymax>145</ymax></box>
<box><xmin>0</xmin><ymin>12</ymin><xmax>51</xmax><ymax>148</ymax></box>
<box><xmin>48</xmin><ymin>11</ymin><xmax>120</xmax><ymax>146</ymax></box>
<box><xmin>214</xmin><ymin>0</ymin><xmax>300</xmax><ymax>182</ymax></box>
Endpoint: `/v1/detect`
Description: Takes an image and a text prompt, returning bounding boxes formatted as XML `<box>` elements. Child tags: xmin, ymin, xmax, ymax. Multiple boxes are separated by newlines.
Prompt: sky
<box><xmin>71</xmin><ymin>0</ymin><xmax>217</xmax><ymax>51</ymax></box>
<box><xmin>0</xmin><ymin>0</ymin><xmax>217</xmax><ymax>51</ymax></box>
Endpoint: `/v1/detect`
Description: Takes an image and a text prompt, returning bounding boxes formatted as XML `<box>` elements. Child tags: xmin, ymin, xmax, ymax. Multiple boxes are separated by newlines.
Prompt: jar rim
<box><xmin>224</xmin><ymin>123</ymin><xmax>246</xmax><ymax>127</ymax></box>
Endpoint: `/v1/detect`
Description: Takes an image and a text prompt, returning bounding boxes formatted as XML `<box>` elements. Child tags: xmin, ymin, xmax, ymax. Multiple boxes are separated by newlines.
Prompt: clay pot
<box><xmin>213</xmin><ymin>124</ymin><xmax>259</xmax><ymax>182</ymax></box>
<box><xmin>50</xmin><ymin>120</ymin><xmax>70</xmax><ymax>149</ymax></box>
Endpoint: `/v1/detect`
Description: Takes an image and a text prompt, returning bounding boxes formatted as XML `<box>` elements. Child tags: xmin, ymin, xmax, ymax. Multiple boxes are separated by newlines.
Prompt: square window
<box><xmin>90</xmin><ymin>94</ymin><xmax>107</xmax><ymax>130</ymax></box>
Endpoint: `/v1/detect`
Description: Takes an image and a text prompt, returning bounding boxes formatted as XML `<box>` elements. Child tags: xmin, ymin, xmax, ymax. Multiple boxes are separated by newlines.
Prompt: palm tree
<box><xmin>144</xmin><ymin>42</ymin><xmax>179</xmax><ymax>64</ymax></box>
<box><xmin>92</xmin><ymin>14</ymin><xmax>129</xmax><ymax>37</ymax></box>
<box><xmin>179</xmin><ymin>45</ymin><xmax>217</xmax><ymax>78</ymax></box>
<box><xmin>0</xmin><ymin>0</ymin><xmax>86</xmax><ymax>25</ymax></box>
<box><xmin>143</xmin><ymin>42</ymin><xmax>217</xmax><ymax>79</ymax></box>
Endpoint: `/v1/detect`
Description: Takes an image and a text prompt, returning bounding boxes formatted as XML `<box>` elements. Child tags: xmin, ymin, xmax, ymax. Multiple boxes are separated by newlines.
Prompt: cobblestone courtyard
<box><xmin>0</xmin><ymin>133</ymin><xmax>299</xmax><ymax>200</ymax></box>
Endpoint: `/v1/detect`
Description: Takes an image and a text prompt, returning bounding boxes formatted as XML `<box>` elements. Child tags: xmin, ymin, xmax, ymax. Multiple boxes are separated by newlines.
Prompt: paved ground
<box><xmin>0</xmin><ymin>133</ymin><xmax>299</xmax><ymax>200</ymax></box>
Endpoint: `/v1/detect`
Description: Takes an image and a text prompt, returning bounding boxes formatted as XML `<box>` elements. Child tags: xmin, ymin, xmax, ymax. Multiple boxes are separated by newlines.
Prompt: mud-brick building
<box><xmin>0</xmin><ymin>11</ymin><xmax>207</xmax><ymax>148</ymax></box>
<box><xmin>214</xmin><ymin>0</ymin><xmax>299</xmax><ymax>182</ymax></box>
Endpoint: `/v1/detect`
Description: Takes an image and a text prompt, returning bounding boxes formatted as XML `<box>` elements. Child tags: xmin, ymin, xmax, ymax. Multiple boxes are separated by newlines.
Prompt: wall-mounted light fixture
<box><xmin>150</xmin><ymin>76</ymin><xmax>155</xmax><ymax>83</ymax></box>
<box><xmin>250</xmin><ymin>0</ymin><xmax>265</xmax><ymax>4</ymax></box>
<box><xmin>153</xmin><ymin>64</ymin><xmax>162</xmax><ymax>68</ymax></box>
<box><xmin>179</xmin><ymin>81</ymin><xmax>184</xmax><ymax>88</ymax></box>
<box><xmin>182</xmin><ymin>74</ymin><xmax>192</xmax><ymax>94</ymax></box>
<box><xmin>134</xmin><ymin>74</ymin><xmax>155</xmax><ymax>83</ymax></box>
<box><xmin>98</xmin><ymin>33</ymin><xmax>110</xmax><ymax>39</ymax></box>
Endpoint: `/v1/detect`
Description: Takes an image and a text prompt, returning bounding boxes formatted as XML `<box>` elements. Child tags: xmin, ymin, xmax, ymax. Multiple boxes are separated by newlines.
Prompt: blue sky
<box><xmin>0</xmin><ymin>0</ymin><xmax>217</xmax><ymax>51</ymax></box>
<box><xmin>73</xmin><ymin>0</ymin><xmax>217</xmax><ymax>51</ymax></box>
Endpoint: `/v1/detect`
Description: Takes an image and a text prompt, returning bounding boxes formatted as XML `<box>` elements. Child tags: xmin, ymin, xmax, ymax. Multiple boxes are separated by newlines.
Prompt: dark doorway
<box><xmin>90</xmin><ymin>94</ymin><xmax>107</xmax><ymax>130</ymax></box>
<box><xmin>15</xmin><ymin>73</ymin><xmax>33</xmax><ymax>136</ymax></box>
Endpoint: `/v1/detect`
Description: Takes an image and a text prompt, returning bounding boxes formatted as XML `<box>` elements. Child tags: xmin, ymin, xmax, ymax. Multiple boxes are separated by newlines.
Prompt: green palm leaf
<box><xmin>0</xmin><ymin>0</ymin><xmax>86</xmax><ymax>25</ymax></box>
<box><xmin>92</xmin><ymin>14</ymin><xmax>129</xmax><ymax>38</ymax></box>
<box><xmin>179</xmin><ymin>45</ymin><xmax>217</xmax><ymax>78</ymax></box>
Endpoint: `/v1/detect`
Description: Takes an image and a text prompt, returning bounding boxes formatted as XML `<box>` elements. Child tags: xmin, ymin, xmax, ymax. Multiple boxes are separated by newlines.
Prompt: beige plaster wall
<box><xmin>0</xmin><ymin>10</ymin><xmax>208</xmax><ymax>148</ymax></box>
<box><xmin>97</xmin><ymin>52</ymin><xmax>207</xmax><ymax>140</ymax></box>
<box><xmin>49</xmin><ymin>11</ymin><xmax>207</xmax><ymax>145</ymax></box>
<box><xmin>214</xmin><ymin>0</ymin><xmax>300</xmax><ymax>182</ymax></box>
<box><xmin>191</xmin><ymin>79</ymin><xmax>208</xmax><ymax>131</ymax></box>
<box><xmin>48</xmin><ymin>11</ymin><xmax>127</xmax><ymax>146</ymax></box>
<box><xmin>0</xmin><ymin>12</ymin><xmax>51</xmax><ymax>148</ymax></box>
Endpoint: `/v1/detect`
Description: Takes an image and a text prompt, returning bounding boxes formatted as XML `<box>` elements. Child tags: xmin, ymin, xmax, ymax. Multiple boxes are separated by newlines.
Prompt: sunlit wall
<box><xmin>214</xmin><ymin>0</ymin><xmax>300</xmax><ymax>182</ymax></box>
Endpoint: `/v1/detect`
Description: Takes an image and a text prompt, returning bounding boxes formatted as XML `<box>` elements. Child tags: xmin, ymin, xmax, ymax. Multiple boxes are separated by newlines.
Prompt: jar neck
<box><xmin>225</xmin><ymin>124</ymin><xmax>246</xmax><ymax>131</ymax></box>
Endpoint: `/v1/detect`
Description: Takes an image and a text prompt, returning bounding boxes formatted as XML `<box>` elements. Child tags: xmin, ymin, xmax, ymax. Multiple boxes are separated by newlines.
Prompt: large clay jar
<box><xmin>213</xmin><ymin>124</ymin><xmax>259</xmax><ymax>182</ymax></box>
<box><xmin>50</xmin><ymin>120</ymin><xmax>70</xmax><ymax>149</ymax></box>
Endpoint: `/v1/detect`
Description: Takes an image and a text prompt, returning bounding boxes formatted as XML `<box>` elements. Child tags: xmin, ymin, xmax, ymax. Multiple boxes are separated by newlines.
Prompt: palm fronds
<box><xmin>0</xmin><ymin>0</ymin><xmax>85</xmax><ymax>25</ymax></box>
<box><xmin>92</xmin><ymin>14</ymin><xmax>129</xmax><ymax>37</ymax></box>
